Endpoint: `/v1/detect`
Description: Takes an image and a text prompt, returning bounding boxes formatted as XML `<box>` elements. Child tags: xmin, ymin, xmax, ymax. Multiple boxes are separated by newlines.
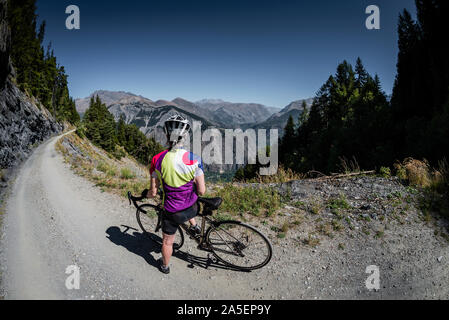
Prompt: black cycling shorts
<box><xmin>161</xmin><ymin>202</ymin><xmax>198</xmax><ymax>235</ymax></box>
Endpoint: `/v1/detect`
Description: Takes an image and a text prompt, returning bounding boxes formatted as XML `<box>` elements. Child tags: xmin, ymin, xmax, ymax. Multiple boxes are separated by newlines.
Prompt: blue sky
<box><xmin>36</xmin><ymin>0</ymin><xmax>416</xmax><ymax>108</ymax></box>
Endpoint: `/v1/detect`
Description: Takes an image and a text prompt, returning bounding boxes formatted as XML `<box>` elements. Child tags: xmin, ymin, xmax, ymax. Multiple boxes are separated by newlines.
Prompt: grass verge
<box><xmin>211</xmin><ymin>184</ymin><xmax>284</xmax><ymax>218</ymax></box>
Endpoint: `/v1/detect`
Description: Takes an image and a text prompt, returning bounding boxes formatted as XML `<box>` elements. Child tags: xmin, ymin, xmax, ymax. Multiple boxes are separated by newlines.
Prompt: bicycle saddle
<box><xmin>197</xmin><ymin>197</ymin><xmax>223</xmax><ymax>210</ymax></box>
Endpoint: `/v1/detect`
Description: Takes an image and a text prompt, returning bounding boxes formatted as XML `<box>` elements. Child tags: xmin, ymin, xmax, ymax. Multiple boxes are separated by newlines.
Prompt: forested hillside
<box><xmin>273</xmin><ymin>0</ymin><xmax>449</xmax><ymax>176</ymax></box>
<box><xmin>7</xmin><ymin>0</ymin><xmax>79</xmax><ymax>124</ymax></box>
<box><xmin>80</xmin><ymin>95</ymin><xmax>163</xmax><ymax>165</ymax></box>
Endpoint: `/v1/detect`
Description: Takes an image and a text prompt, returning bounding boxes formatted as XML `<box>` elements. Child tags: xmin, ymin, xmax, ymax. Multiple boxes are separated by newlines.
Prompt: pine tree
<box><xmin>294</xmin><ymin>102</ymin><xmax>310</xmax><ymax>172</ymax></box>
<box><xmin>289</xmin><ymin>59</ymin><xmax>389</xmax><ymax>174</ymax></box>
<box><xmin>355</xmin><ymin>57</ymin><xmax>368</xmax><ymax>87</ymax></box>
<box><xmin>117</xmin><ymin>116</ymin><xmax>126</xmax><ymax>145</ymax></box>
<box><xmin>390</xmin><ymin>1</ymin><xmax>449</xmax><ymax>164</ymax></box>
<box><xmin>279</xmin><ymin>115</ymin><xmax>296</xmax><ymax>168</ymax></box>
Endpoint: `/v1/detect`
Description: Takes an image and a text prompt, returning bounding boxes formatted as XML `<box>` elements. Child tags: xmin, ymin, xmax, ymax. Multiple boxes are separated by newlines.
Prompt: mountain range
<box><xmin>75</xmin><ymin>90</ymin><xmax>313</xmax><ymax>141</ymax></box>
<box><xmin>253</xmin><ymin>98</ymin><xmax>315</xmax><ymax>132</ymax></box>
<box><xmin>75</xmin><ymin>91</ymin><xmax>313</xmax><ymax>173</ymax></box>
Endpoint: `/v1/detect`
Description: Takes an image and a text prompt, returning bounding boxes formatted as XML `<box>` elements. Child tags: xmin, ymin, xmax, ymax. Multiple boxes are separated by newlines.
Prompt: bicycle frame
<box><xmin>178</xmin><ymin>213</ymin><xmax>217</xmax><ymax>249</ymax></box>
<box><xmin>128</xmin><ymin>190</ymin><xmax>273</xmax><ymax>270</ymax></box>
<box><xmin>129</xmin><ymin>190</ymin><xmax>215</xmax><ymax>248</ymax></box>
<box><xmin>154</xmin><ymin>201</ymin><xmax>219</xmax><ymax>249</ymax></box>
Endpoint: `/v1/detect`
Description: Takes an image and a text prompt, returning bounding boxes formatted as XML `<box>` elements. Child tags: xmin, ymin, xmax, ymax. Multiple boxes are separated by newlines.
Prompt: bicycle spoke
<box><xmin>207</xmin><ymin>222</ymin><xmax>272</xmax><ymax>270</ymax></box>
<box><xmin>211</xmin><ymin>227</ymin><xmax>238</xmax><ymax>253</ymax></box>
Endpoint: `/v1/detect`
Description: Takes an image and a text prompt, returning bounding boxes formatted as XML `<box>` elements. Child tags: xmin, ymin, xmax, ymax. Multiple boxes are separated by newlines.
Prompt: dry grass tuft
<box><xmin>338</xmin><ymin>156</ymin><xmax>361</xmax><ymax>174</ymax></box>
<box><xmin>394</xmin><ymin>158</ymin><xmax>432</xmax><ymax>187</ymax></box>
<box><xmin>247</xmin><ymin>166</ymin><xmax>304</xmax><ymax>184</ymax></box>
<box><xmin>431</xmin><ymin>159</ymin><xmax>449</xmax><ymax>193</ymax></box>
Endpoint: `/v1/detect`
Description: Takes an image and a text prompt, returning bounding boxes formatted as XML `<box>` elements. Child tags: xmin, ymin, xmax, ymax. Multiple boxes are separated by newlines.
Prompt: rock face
<box><xmin>0</xmin><ymin>0</ymin><xmax>62</xmax><ymax>169</ymax></box>
<box><xmin>75</xmin><ymin>90</ymin><xmax>155</xmax><ymax>115</ymax></box>
<box><xmin>195</xmin><ymin>99</ymin><xmax>279</xmax><ymax>126</ymax></box>
<box><xmin>0</xmin><ymin>0</ymin><xmax>11</xmax><ymax>88</ymax></box>
<box><xmin>0</xmin><ymin>81</ymin><xmax>62</xmax><ymax>168</ymax></box>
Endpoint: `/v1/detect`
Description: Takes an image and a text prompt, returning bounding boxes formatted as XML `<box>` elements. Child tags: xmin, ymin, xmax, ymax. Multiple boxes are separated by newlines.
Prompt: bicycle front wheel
<box><xmin>136</xmin><ymin>204</ymin><xmax>184</xmax><ymax>250</ymax></box>
<box><xmin>206</xmin><ymin>221</ymin><xmax>272</xmax><ymax>271</ymax></box>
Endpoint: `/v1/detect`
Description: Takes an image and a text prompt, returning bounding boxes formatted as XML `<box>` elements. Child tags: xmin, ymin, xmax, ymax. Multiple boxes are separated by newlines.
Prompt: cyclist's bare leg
<box><xmin>161</xmin><ymin>233</ymin><xmax>175</xmax><ymax>266</ymax></box>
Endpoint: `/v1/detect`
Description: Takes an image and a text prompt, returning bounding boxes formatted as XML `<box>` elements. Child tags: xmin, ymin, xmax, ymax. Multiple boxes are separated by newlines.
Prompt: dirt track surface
<box><xmin>1</xmin><ymin>132</ymin><xmax>448</xmax><ymax>299</ymax></box>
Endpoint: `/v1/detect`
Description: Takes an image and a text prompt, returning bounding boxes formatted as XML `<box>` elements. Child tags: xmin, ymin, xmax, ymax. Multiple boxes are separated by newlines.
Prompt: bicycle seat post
<box><xmin>198</xmin><ymin>214</ymin><xmax>207</xmax><ymax>246</ymax></box>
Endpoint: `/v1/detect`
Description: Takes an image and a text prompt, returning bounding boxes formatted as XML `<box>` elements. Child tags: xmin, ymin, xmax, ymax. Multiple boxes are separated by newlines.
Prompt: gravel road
<box><xmin>1</xmin><ymin>131</ymin><xmax>448</xmax><ymax>299</ymax></box>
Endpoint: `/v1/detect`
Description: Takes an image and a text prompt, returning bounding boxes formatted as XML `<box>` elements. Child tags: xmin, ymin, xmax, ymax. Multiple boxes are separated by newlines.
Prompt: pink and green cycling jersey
<box><xmin>150</xmin><ymin>148</ymin><xmax>204</xmax><ymax>213</ymax></box>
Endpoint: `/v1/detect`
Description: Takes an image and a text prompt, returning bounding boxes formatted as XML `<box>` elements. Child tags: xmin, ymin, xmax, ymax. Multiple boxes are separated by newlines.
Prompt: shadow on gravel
<box><xmin>105</xmin><ymin>226</ymin><xmax>161</xmax><ymax>269</ymax></box>
<box><xmin>173</xmin><ymin>250</ymin><xmax>250</xmax><ymax>273</ymax></box>
<box><xmin>106</xmin><ymin>225</ymin><xmax>249</xmax><ymax>273</ymax></box>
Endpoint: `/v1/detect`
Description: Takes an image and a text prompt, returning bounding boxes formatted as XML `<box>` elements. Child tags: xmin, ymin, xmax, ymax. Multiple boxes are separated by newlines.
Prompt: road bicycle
<box><xmin>127</xmin><ymin>190</ymin><xmax>273</xmax><ymax>271</ymax></box>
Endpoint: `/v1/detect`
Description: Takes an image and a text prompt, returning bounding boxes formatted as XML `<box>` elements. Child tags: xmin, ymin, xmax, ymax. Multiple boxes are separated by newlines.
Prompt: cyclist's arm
<box><xmin>148</xmin><ymin>154</ymin><xmax>160</xmax><ymax>198</ymax></box>
<box><xmin>194</xmin><ymin>174</ymin><xmax>206</xmax><ymax>196</ymax></box>
<box><xmin>147</xmin><ymin>176</ymin><xmax>159</xmax><ymax>198</ymax></box>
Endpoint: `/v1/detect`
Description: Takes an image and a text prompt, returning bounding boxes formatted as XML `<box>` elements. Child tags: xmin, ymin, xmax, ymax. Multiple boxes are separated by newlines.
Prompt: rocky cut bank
<box><xmin>0</xmin><ymin>0</ymin><xmax>62</xmax><ymax>172</ymax></box>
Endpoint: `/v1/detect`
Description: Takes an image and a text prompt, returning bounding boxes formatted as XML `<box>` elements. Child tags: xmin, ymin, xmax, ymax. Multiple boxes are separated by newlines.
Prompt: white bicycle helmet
<box><xmin>164</xmin><ymin>113</ymin><xmax>190</xmax><ymax>146</ymax></box>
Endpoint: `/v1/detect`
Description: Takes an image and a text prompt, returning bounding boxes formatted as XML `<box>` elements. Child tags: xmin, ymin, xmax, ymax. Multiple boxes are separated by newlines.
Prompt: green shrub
<box><xmin>327</xmin><ymin>193</ymin><xmax>351</xmax><ymax>210</ymax></box>
<box><xmin>112</xmin><ymin>145</ymin><xmax>127</xmax><ymax>160</ymax></box>
<box><xmin>215</xmin><ymin>212</ymin><xmax>233</xmax><ymax>222</ymax></box>
<box><xmin>128</xmin><ymin>180</ymin><xmax>149</xmax><ymax>194</ymax></box>
<box><xmin>120</xmin><ymin>168</ymin><xmax>135</xmax><ymax>179</ymax></box>
<box><xmin>97</xmin><ymin>161</ymin><xmax>108</xmax><ymax>173</ymax></box>
<box><xmin>281</xmin><ymin>222</ymin><xmax>290</xmax><ymax>233</ymax></box>
<box><xmin>331</xmin><ymin>220</ymin><xmax>343</xmax><ymax>231</ymax></box>
<box><xmin>214</xmin><ymin>185</ymin><xmax>282</xmax><ymax>217</ymax></box>
<box><xmin>107</xmin><ymin>168</ymin><xmax>117</xmax><ymax>177</ymax></box>
<box><xmin>76</xmin><ymin>125</ymin><xmax>86</xmax><ymax>139</ymax></box>
<box><xmin>375</xmin><ymin>230</ymin><xmax>385</xmax><ymax>239</ymax></box>
<box><xmin>310</xmin><ymin>203</ymin><xmax>322</xmax><ymax>215</ymax></box>
<box><xmin>293</xmin><ymin>201</ymin><xmax>306</xmax><ymax>209</ymax></box>
<box><xmin>379</xmin><ymin>167</ymin><xmax>391</xmax><ymax>178</ymax></box>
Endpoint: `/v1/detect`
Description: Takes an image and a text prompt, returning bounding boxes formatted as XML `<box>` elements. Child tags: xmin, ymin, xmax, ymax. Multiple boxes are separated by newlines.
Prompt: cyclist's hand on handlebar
<box><xmin>141</xmin><ymin>189</ymin><xmax>149</xmax><ymax>198</ymax></box>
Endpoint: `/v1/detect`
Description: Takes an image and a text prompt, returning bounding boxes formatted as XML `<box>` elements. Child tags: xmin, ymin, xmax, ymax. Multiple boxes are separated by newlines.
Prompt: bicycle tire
<box><xmin>206</xmin><ymin>221</ymin><xmax>272</xmax><ymax>271</ymax></box>
<box><xmin>136</xmin><ymin>204</ymin><xmax>184</xmax><ymax>250</ymax></box>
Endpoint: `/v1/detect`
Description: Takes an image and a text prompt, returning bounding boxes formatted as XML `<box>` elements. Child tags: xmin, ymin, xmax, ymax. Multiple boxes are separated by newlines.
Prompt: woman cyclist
<box><xmin>147</xmin><ymin>114</ymin><xmax>205</xmax><ymax>274</ymax></box>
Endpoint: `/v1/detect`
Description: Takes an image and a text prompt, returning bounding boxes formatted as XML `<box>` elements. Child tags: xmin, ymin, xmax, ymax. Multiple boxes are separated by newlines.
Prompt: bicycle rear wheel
<box><xmin>206</xmin><ymin>221</ymin><xmax>272</xmax><ymax>271</ymax></box>
<box><xmin>136</xmin><ymin>204</ymin><xmax>184</xmax><ymax>250</ymax></box>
